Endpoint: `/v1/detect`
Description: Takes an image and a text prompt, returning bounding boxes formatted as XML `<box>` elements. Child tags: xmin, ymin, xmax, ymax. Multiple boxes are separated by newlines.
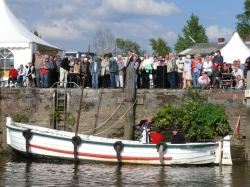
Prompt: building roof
<box><xmin>179</xmin><ymin>43</ymin><xmax>227</xmax><ymax>56</ymax></box>
<box><xmin>179</xmin><ymin>32</ymin><xmax>250</xmax><ymax>63</ymax></box>
<box><xmin>0</xmin><ymin>0</ymin><xmax>61</xmax><ymax>50</ymax></box>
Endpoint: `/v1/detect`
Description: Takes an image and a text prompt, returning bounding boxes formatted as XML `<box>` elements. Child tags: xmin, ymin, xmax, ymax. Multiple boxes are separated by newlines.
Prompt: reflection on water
<box><xmin>0</xmin><ymin>154</ymin><xmax>249</xmax><ymax>187</ymax></box>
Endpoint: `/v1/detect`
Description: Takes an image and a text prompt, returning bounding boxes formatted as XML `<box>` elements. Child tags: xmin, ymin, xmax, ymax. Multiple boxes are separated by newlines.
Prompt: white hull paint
<box><xmin>6</xmin><ymin>117</ymin><xmax>232</xmax><ymax>165</ymax></box>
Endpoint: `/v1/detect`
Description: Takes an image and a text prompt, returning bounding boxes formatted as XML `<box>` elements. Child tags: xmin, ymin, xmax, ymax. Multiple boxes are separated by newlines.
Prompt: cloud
<box><xmin>5</xmin><ymin>0</ymin><xmax>181</xmax><ymax>52</ymax></box>
<box><xmin>107</xmin><ymin>0</ymin><xmax>180</xmax><ymax>16</ymax></box>
<box><xmin>206</xmin><ymin>25</ymin><xmax>234</xmax><ymax>41</ymax></box>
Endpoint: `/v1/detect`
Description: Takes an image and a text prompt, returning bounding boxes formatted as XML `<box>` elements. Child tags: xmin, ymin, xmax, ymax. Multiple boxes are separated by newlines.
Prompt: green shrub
<box><xmin>13</xmin><ymin>114</ymin><xmax>29</xmax><ymax>123</ymax></box>
<box><xmin>153</xmin><ymin>88</ymin><xmax>231</xmax><ymax>141</ymax></box>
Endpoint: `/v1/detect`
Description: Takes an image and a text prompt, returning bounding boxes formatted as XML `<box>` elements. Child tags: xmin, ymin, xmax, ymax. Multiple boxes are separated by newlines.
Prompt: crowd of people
<box><xmin>4</xmin><ymin>49</ymin><xmax>249</xmax><ymax>90</ymax></box>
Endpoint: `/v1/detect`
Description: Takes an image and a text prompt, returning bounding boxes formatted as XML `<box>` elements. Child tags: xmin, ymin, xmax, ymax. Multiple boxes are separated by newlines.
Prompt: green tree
<box><xmin>115</xmin><ymin>38</ymin><xmax>146</xmax><ymax>56</ymax></box>
<box><xmin>174</xmin><ymin>13</ymin><xmax>208</xmax><ymax>54</ymax></box>
<box><xmin>32</xmin><ymin>30</ymin><xmax>41</xmax><ymax>38</ymax></box>
<box><xmin>149</xmin><ymin>37</ymin><xmax>172</xmax><ymax>56</ymax></box>
<box><xmin>236</xmin><ymin>0</ymin><xmax>250</xmax><ymax>40</ymax></box>
<box><xmin>153</xmin><ymin>88</ymin><xmax>230</xmax><ymax>141</ymax></box>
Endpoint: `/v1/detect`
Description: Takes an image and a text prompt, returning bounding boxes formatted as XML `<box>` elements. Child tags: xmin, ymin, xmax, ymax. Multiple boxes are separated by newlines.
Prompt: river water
<box><xmin>0</xmin><ymin>154</ymin><xmax>249</xmax><ymax>187</ymax></box>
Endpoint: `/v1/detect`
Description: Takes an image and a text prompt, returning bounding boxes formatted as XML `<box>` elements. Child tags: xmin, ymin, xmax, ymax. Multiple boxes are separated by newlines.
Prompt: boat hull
<box><xmin>6</xmin><ymin>117</ymin><xmax>223</xmax><ymax>165</ymax></box>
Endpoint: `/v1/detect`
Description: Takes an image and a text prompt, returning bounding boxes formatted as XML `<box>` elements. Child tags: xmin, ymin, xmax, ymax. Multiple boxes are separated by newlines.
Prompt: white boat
<box><xmin>6</xmin><ymin>117</ymin><xmax>232</xmax><ymax>165</ymax></box>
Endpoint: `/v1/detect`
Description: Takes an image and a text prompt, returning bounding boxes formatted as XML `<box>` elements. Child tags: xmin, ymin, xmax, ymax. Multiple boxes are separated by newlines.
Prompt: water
<box><xmin>0</xmin><ymin>154</ymin><xmax>250</xmax><ymax>187</ymax></box>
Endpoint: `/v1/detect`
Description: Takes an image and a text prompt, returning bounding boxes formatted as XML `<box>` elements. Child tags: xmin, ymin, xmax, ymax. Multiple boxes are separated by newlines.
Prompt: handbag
<box><xmin>32</xmin><ymin>74</ymin><xmax>35</xmax><ymax>79</ymax></box>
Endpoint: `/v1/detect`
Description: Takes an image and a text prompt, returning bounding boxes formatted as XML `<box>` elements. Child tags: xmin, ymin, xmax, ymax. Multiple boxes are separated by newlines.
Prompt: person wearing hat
<box><xmin>171</xmin><ymin>128</ymin><xmax>186</xmax><ymax>144</ymax></box>
<box><xmin>140</xmin><ymin>117</ymin><xmax>152</xmax><ymax>144</ymax></box>
<box><xmin>149</xmin><ymin>128</ymin><xmax>164</xmax><ymax>144</ymax></box>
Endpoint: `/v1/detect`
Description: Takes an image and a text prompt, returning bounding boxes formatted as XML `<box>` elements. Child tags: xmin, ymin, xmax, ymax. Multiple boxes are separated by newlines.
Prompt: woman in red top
<box><xmin>149</xmin><ymin>129</ymin><xmax>164</xmax><ymax>144</ymax></box>
<box><xmin>5</xmin><ymin>65</ymin><xmax>18</xmax><ymax>87</ymax></box>
<box><xmin>38</xmin><ymin>58</ymin><xmax>51</xmax><ymax>88</ymax></box>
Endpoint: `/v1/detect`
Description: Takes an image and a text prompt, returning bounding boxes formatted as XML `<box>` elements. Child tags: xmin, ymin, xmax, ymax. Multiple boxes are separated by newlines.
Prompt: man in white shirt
<box><xmin>176</xmin><ymin>54</ymin><xmax>184</xmax><ymax>88</ymax></box>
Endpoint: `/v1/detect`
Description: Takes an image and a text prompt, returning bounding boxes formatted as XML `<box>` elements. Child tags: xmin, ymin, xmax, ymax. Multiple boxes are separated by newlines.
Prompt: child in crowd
<box><xmin>235</xmin><ymin>75</ymin><xmax>243</xmax><ymax>89</ymax></box>
<box><xmin>198</xmin><ymin>71</ymin><xmax>210</xmax><ymax>89</ymax></box>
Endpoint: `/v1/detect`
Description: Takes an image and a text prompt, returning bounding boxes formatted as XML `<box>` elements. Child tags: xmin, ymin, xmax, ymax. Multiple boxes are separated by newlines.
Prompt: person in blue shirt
<box><xmin>89</xmin><ymin>57</ymin><xmax>101</xmax><ymax>89</ymax></box>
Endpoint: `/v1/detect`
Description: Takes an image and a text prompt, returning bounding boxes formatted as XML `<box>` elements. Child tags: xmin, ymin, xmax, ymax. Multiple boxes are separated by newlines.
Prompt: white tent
<box><xmin>220</xmin><ymin>32</ymin><xmax>250</xmax><ymax>64</ymax></box>
<box><xmin>0</xmin><ymin>0</ymin><xmax>64</xmax><ymax>80</ymax></box>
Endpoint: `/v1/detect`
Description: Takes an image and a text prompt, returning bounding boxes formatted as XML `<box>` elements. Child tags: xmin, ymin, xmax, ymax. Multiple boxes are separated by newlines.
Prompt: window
<box><xmin>0</xmin><ymin>48</ymin><xmax>14</xmax><ymax>70</ymax></box>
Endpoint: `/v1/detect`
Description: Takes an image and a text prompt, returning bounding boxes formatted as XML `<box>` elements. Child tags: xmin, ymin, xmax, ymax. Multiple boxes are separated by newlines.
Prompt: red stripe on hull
<box><xmin>30</xmin><ymin>144</ymin><xmax>172</xmax><ymax>161</ymax></box>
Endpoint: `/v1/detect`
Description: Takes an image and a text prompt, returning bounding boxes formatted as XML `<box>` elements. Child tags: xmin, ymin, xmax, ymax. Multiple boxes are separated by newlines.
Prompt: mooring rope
<box><xmin>93</xmin><ymin>99</ymin><xmax>137</xmax><ymax>136</ymax></box>
<box><xmin>82</xmin><ymin>99</ymin><xmax>125</xmax><ymax>134</ymax></box>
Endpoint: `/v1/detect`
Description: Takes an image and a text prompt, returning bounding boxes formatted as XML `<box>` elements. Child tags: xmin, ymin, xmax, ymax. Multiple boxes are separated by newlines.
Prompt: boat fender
<box><xmin>156</xmin><ymin>142</ymin><xmax>167</xmax><ymax>152</ymax></box>
<box><xmin>22</xmin><ymin>129</ymin><xmax>32</xmax><ymax>157</ymax></box>
<box><xmin>113</xmin><ymin>141</ymin><xmax>124</xmax><ymax>164</ymax></box>
<box><xmin>71</xmin><ymin>136</ymin><xmax>82</xmax><ymax>162</ymax></box>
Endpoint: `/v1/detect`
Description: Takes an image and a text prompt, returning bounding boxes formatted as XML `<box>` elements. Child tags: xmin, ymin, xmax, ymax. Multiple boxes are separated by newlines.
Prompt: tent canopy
<box><xmin>0</xmin><ymin>0</ymin><xmax>61</xmax><ymax>50</ymax></box>
<box><xmin>220</xmin><ymin>32</ymin><xmax>250</xmax><ymax>63</ymax></box>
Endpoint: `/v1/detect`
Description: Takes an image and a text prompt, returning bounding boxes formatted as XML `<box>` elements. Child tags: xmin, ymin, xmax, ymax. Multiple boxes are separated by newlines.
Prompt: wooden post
<box><xmin>245</xmin><ymin>71</ymin><xmax>250</xmax><ymax>160</ymax></box>
<box><xmin>124</xmin><ymin>67</ymin><xmax>136</xmax><ymax>140</ymax></box>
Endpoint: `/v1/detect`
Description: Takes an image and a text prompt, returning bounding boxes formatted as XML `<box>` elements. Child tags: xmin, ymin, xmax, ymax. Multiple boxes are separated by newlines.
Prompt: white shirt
<box><xmin>152</xmin><ymin>61</ymin><xmax>159</xmax><ymax>70</ymax></box>
<box><xmin>232</xmin><ymin>69</ymin><xmax>243</xmax><ymax>79</ymax></box>
<box><xmin>203</xmin><ymin>61</ymin><xmax>212</xmax><ymax>72</ymax></box>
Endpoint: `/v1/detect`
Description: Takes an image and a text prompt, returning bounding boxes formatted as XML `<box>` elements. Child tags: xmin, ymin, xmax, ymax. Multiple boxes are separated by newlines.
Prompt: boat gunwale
<box><xmin>6</xmin><ymin>122</ymin><xmax>220</xmax><ymax>149</ymax></box>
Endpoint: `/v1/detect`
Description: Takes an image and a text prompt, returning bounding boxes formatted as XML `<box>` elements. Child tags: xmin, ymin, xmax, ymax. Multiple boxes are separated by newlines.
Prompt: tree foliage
<box><xmin>115</xmin><ymin>38</ymin><xmax>146</xmax><ymax>56</ymax></box>
<box><xmin>236</xmin><ymin>0</ymin><xmax>250</xmax><ymax>40</ymax></box>
<box><xmin>149</xmin><ymin>37</ymin><xmax>172</xmax><ymax>56</ymax></box>
<box><xmin>93</xmin><ymin>28</ymin><xmax>115</xmax><ymax>56</ymax></box>
<box><xmin>153</xmin><ymin>88</ymin><xmax>230</xmax><ymax>141</ymax></box>
<box><xmin>174</xmin><ymin>13</ymin><xmax>209</xmax><ymax>54</ymax></box>
<box><xmin>32</xmin><ymin>30</ymin><xmax>41</xmax><ymax>38</ymax></box>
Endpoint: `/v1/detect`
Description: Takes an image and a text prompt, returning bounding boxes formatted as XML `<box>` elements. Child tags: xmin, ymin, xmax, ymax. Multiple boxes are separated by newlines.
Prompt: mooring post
<box><xmin>245</xmin><ymin>71</ymin><xmax>250</xmax><ymax>160</ymax></box>
<box><xmin>124</xmin><ymin>67</ymin><xmax>136</xmax><ymax>140</ymax></box>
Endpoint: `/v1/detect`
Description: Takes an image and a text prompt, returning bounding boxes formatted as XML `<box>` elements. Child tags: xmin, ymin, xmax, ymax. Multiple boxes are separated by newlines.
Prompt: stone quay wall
<box><xmin>0</xmin><ymin>88</ymin><xmax>246</xmax><ymax>159</ymax></box>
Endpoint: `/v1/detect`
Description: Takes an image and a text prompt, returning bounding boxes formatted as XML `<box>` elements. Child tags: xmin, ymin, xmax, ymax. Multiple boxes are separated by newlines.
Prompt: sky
<box><xmin>5</xmin><ymin>0</ymin><xmax>245</xmax><ymax>55</ymax></box>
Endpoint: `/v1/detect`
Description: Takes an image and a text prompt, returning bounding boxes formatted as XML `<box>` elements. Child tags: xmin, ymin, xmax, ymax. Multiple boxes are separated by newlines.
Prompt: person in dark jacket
<box><xmin>171</xmin><ymin>128</ymin><xmax>186</xmax><ymax>144</ymax></box>
<box><xmin>60</xmin><ymin>56</ymin><xmax>73</xmax><ymax>87</ymax></box>
<box><xmin>108</xmin><ymin>53</ymin><xmax>118</xmax><ymax>88</ymax></box>
<box><xmin>212</xmin><ymin>50</ymin><xmax>224</xmax><ymax>65</ymax></box>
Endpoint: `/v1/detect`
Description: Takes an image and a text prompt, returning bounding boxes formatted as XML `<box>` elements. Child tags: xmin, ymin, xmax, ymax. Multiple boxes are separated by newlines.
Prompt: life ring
<box><xmin>71</xmin><ymin>136</ymin><xmax>82</xmax><ymax>162</ymax></box>
<box><xmin>156</xmin><ymin>141</ymin><xmax>167</xmax><ymax>152</ymax></box>
<box><xmin>22</xmin><ymin>129</ymin><xmax>32</xmax><ymax>157</ymax></box>
<box><xmin>113</xmin><ymin>141</ymin><xmax>124</xmax><ymax>164</ymax></box>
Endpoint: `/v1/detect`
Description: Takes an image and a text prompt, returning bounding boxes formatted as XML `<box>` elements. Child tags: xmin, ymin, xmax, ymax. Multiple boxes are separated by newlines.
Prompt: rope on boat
<box><xmin>93</xmin><ymin>100</ymin><xmax>137</xmax><ymax>136</ymax></box>
<box><xmin>113</xmin><ymin>141</ymin><xmax>124</xmax><ymax>164</ymax></box>
<box><xmin>22</xmin><ymin>129</ymin><xmax>32</xmax><ymax>157</ymax></box>
<box><xmin>82</xmin><ymin>99</ymin><xmax>126</xmax><ymax>134</ymax></box>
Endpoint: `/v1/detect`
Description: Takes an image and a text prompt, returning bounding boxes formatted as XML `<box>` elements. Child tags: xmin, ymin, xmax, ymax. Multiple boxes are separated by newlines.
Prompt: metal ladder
<box><xmin>51</xmin><ymin>82</ymin><xmax>68</xmax><ymax>131</ymax></box>
<box><xmin>51</xmin><ymin>81</ymin><xmax>80</xmax><ymax>130</ymax></box>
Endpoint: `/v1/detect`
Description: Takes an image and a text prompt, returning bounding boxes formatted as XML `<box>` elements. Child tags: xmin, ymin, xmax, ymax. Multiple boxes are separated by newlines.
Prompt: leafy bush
<box><xmin>153</xmin><ymin>88</ymin><xmax>231</xmax><ymax>141</ymax></box>
<box><xmin>13</xmin><ymin>114</ymin><xmax>29</xmax><ymax>123</ymax></box>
